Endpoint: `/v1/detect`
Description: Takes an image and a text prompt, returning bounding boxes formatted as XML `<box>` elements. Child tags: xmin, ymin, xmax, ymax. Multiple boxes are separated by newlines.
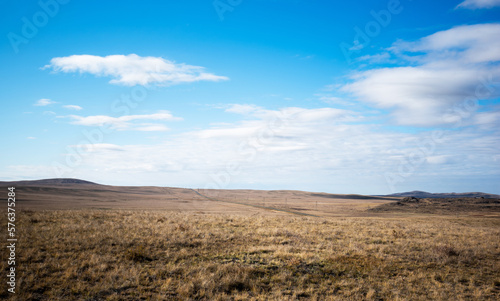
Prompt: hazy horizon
<box><xmin>2</xmin><ymin>177</ymin><xmax>500</xmax><ymax>197</ymax></box>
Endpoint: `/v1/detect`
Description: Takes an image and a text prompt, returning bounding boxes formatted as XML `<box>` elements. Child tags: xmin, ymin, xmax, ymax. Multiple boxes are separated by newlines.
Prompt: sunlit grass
<box><xmin>1</xmin><ymin>210</ymin><xmax>499</xmax><ymax>300</ymax></box>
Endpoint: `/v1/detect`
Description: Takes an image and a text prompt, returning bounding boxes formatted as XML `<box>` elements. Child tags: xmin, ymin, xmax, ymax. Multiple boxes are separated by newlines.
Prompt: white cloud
<box><xmin>357</xmin><ymin>52</ymin><xmax>392</xmax><ymax>64</ymax></box>
<box><xmin>225</xmin><ymin>104</ymin><xmax>262</xmax><ymax>115</ymax></box>
<box><xmin>285</xmin><ymin>107</ymin><xmax>359</xmax><ymax>123</ymax></box>
<box><xmin>224</xmin><ymin>104</ymin><xmax>359</xmax><ymax>123</ymax></box>
<box><xmin>456</xmin><ymin>0</ymin><xmax>500</xmax><ymax>9</ymax></box>
<box><xmin>44</xmin><ymin>54</ymin><xmax>229</xmax><ymax>86</ymax></box>
<box><xmin>473</xmin><ymin>110</ymin><xmax>500</xmax><ymax>126</ymax></box>
<box><xmin>63</xmin><ymin>105</ymin><xmax>83</xmax><ymax>111</ymax></box>
<box><xmin>31</xmin><ymin>105</ymin><xmax>499</xmax><ymax>194</ymax></box>
<box><xmin>393</xmin><ymin>23</ymin><xmax>500</xmax><ymax>64</ymax></box>
<box><xmin>0</xmin><ymin>165</ymin><xmax>56</xmax><ymax>180</ymax></box>
<box><xmin>426</xmin><ymin>155</ymin><xmax>454</xmax><ymax>165</ymax></box>
<box><xmin>67</xmin><ymin>110</ymin><xmax>182</xmax><ymax>131</ymax></box>
<box><xmin>52</xmin><ymin>106</ymin><xmax>396</xmax><ymax>189</ymax></box>
<box><xmin>315</xmin><ymin>94</ymin><xmax>354</xmax><ymax>106</ymax></box>
<box><xmin>134</xmin><ymin>124</ymin><xmax>171</xmax><ymax>132</ymax></box>
<box><xmin>70</xmin><ymin>143</ymin><xmax>124</xmax><ymax>152</ymax></box>
<box><xmin>27</xmin><ymin>137</ymin><xmax>36</xmax><ymax>140</ymax></box>
<box><xmin>34</xmin><ymin>99</ymin><xmax>56</xmax><ymax>106</ymax></box>
<box><xmin>341</xmin><ymin>24</ymin><xmax>500</xmax><ymax>127</ymax></box>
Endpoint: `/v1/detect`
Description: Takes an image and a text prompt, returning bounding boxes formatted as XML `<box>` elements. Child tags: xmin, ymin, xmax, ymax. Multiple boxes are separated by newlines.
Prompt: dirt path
<box><xmin>190</xmin><ymin>189</ymin><xmax>318</xmax><ymax>217</ymax></box>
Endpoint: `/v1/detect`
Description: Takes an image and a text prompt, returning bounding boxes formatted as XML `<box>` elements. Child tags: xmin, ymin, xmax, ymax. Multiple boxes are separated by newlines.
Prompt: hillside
<box><xmin>386</xmin><ymin>190</ymin><xmax>500</xmax><ymax>199</ymax></box>
<box><xmin>371</xmin><ymin>196</ymin><xmax>500</xmax><ymax>216</ymax></box>
<box><xmin>0</xmin><ymin>178</ymin><xmax>98</xmax><ymax>186</ymax></box>
<box><xmin>2</xmin><ymin>178</ymin><xmax>499</xmax><ymax>217</ymax></box>
<box><xmin>0</xmin><ymin>178</ymin><xmax>394</xmax><ymax>216</ymax></box>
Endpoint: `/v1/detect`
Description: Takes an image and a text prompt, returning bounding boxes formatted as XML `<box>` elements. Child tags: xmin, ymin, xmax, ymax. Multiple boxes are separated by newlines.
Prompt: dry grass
<box><xmin>7</xmin><ymin>184</ymin><xmax>395</xmax><ymax>216</ymax></box>
<box><xmin>1</xmin><ymin>210</ymin><xmax>499</xmax><ymax>300</ymax></box>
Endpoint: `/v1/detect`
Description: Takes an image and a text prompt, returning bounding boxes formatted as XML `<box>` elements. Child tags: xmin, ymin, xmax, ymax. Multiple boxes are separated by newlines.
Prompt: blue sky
<box><xmin>1</xmin><ymin>0</ymin><xmax>499</xmax><ymax>194</ymax></box>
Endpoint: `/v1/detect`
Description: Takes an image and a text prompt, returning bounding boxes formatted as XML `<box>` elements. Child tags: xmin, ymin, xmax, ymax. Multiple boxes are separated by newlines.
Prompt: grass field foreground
<box><xmin>1</xmin><ymin>210</ymin><xmax>499</xmax><ymax>300</ymax></box>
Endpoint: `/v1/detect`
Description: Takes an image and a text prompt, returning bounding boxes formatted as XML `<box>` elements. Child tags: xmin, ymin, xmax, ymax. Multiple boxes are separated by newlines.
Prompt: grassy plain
<box><xmin>0</xmin><ymin>182</ymin><xmax>499</xmax><ymax>300</ymax></box>
<box><xmin>1</xmin><ymin>209</ymin><xmax>499</xmax><ymax>300</ymax></box>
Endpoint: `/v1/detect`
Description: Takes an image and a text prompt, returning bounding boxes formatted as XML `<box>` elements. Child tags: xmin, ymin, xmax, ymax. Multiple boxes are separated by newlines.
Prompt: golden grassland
<box><xmin>4</xmin><ymin>184</ymin><xmax>396</xmax><ymax>215</ymax></box>
<box><xmin>1</xmin><ymin>210</ymin><xmax>499</xmax><ymax>300</ymax></box>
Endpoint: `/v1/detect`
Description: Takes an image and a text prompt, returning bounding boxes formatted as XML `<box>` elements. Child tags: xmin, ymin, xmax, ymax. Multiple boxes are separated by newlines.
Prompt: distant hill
<box><xmin>386</xmin><ymin>190</ymin><xmax>500</xmax><ymax>199</ymax></box>
<box><xmin>1</xmin><ymin>178</ymin><xmax>498</xmax><ymax>200</ymax></box>
<box><xmin>0</xmin><ymin>178</ymin><xmax>99</xmax><ymax>186</ymax></box>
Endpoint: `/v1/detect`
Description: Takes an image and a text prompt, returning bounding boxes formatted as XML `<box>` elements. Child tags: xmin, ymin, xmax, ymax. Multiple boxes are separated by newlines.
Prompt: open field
<box><xmin>1</xmin><ymin>210</ymin><xmax>499</xmax><ymax>300</ymax></box>
<box><xmin>1</xmin><ymin>180</ymin><xmax>499</xmax><ymax>300</ymax></box>
<box><xmin>1</xmin><ymin>180</ymin><xmax>397</xmax><ymax>217</ymax></box>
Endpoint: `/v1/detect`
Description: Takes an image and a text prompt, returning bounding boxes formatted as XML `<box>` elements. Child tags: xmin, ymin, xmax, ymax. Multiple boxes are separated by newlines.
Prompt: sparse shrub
<box><xmin>435</xmin><ymin>245</ymin><xmax>460</xmax><ymax>257</ymax></box>
<box><xmin>392</xmin><ymin>229</ymin><xmax>406</xmax><ymax>239</ymax></box>
<box><xmin>125</xmin><ymin>245</ymin><xmax>152</xmax><ymax>262</ymax></box>
<box><xmin>222</xmin><ymin>279</ymin><xmax>250</xmax><ymax>293</ymax></box>
<box><xmin>402</xmin><ymin>196</ymin><xmax>419</xmax><ymax>202</ymax></box>
<box><xmin>286</xmin><ymin>257</ymin><xmax>302</xmax><ymax>267</ymax></box>
<box><xmin>176</xmin><ymin>223</ymin><xmax>189</xmax><ymax>231</ymax></box>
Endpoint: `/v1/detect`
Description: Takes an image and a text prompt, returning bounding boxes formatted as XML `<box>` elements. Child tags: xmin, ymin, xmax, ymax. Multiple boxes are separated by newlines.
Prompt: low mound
<box><xmin>371</xmin><ymin>197</ymin><xmax>500</xmax><ymax>215</ymax></box>
<box><xmin>387</xmin><ymin>191</ymin><xmax>500</xmax><ymax>199</ymax></box>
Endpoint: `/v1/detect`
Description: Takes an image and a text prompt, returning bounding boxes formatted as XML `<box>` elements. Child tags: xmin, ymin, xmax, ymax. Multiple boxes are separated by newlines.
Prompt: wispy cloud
<box><xmin>391</xmin><ymin>23</ymin><xmax>500</xmax><ymax>64</ymax></box>
<box><xmin>44</xmin><ymin>54</ymin><xmax>229</xmax><ymax>86</ymax></box>
<box><xmin>69</xmin><ymin>143</ymin><xmax>124</xmax><ymax>152</ymax></box>
<box><xmin>134</xmin><ymin>124</ymin><xmax>171</xmax><ymax>132</ymax></box>
<box><xmin>34</xmin><ymin>99</ymin><xmax>56</xmax><ymax>106</ymax></box>
<box><xmin>32</xmin><ymin>105</ymin><xmax>499</xmax><ymax>193</ymax></box>
<box><xmin>456</xmin><ymin>0</ymin><xmax>500</xmax><ymax>9</ymax></box>
<box><xmin>224</xmin><ymin>104</ymin><xmax>360</xmax><ymax>121</ymax></box>
<box><xmin>293</xmin><ymin>54</ymin><xmax>315</xmax><ymax>60</ymax></box>
<box><xmin>315</xmin><ymin>94</ymin><xmax>355</xmax><ymax>107</ymax></box>
<box><xmin>62</xmin><ymin>105</ymin><xmax>83</xmax><ymax>111</ymax></box>
<box><xmin>357</xmin><ymin>52</ymin><xmax>393</xmax><ymax>64</ymax></box>
<box><xmin>66</xmin><ymin>110</ymin><xmax>182</xmax><ymax>131</ymax></box>
<box><xmin>225</xmin><ymin>104</ymin><xmax>263</xmax><ymax>115</ymax></box>
<box><xmin>197</xmin><ymin>105</ymin><xmax>361</xmax><ymax>139</ymax></box>
<box><xmin>341</xmin><ymin>23</ymin><xmax>500</xmax><ymax>126</ymax></box>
